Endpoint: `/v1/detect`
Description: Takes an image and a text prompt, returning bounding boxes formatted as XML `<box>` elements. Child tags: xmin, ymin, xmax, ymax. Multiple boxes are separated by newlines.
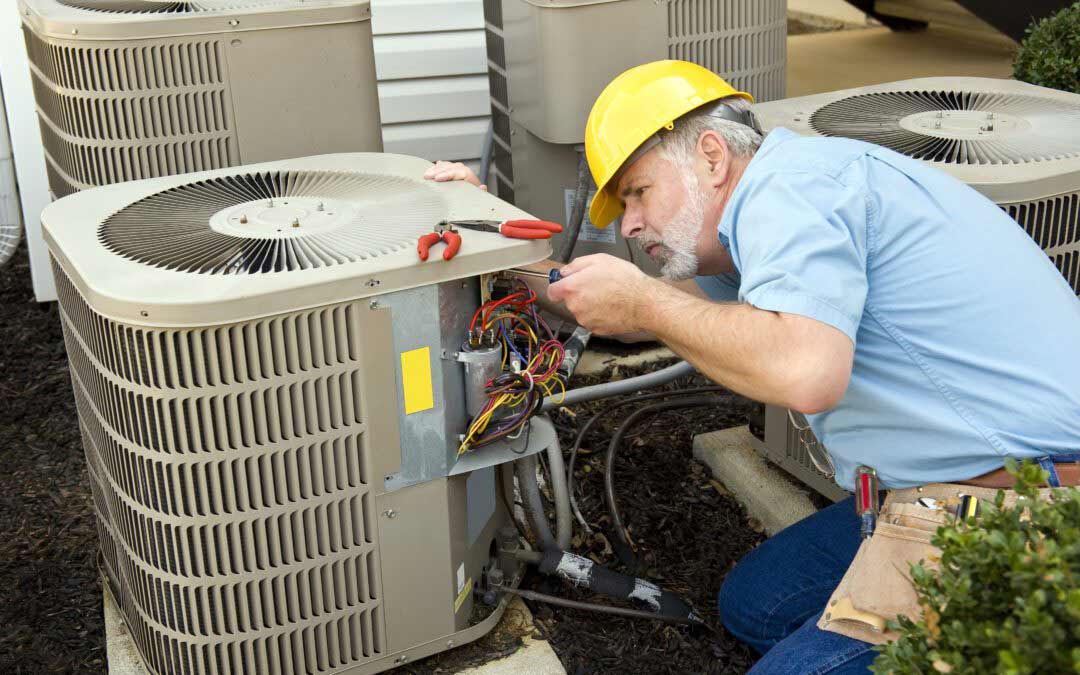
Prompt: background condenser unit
<box><xmin>483</xmin><ymin>0</ymin><xmax>787</xmax><ymax>270</ymax></box>
<box><xmin>19</xmin><ymin>0</ymin><xmax>384</xmax><ymax>199</ymax></box>
<box><xmin>749</xmin><ymin>76</ymin><xmax>1080</xmax><ymax>500</ymax></box>
<box><xmin>42</xmin><ymin>153</ymin><xmax>557</xmax><ymax>674</ymax></box>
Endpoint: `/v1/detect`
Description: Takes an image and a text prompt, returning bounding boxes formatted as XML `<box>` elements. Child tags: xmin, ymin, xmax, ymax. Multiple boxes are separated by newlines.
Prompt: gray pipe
<box><xmin>554</xmin><ymin>151</ymin><xmax>590</xmax><ymax>264</ymax></box>
<box><xmin>544</xmin><ymin>436</ymin><xmax>572</xmax><ymax>551</ymax></box>
<box><xmin>515</xmin><ymin>454</ymin><xmax>556</xmax><ymax>551</ymax></box>
<box><xmin>541</xmin><ymin>360</ymin><xmax>695</xmax><ymax>411</ymax></box>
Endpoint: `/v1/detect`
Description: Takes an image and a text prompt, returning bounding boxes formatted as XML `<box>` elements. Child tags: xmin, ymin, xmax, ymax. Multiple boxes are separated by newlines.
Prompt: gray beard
<box><xmin>639</xmin><ymin>177</ymin><xmax>707</xmax><ymax>281</ymax></box>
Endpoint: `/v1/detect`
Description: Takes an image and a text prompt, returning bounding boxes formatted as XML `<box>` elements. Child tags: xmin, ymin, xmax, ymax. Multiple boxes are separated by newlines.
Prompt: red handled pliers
<box><xmin>417</xmin><ymin>222</ymin><xmax>462</xmax><ymax>261</ymax></box>
<box><xmin>448</xmin><ymin>219</ymin><xmax>563</xmax><ymax>240</ymax></box>
<box><xmin>418</xmin><ymin>219</ymin><xmax>564</xmax><ymax>262</ymax></box>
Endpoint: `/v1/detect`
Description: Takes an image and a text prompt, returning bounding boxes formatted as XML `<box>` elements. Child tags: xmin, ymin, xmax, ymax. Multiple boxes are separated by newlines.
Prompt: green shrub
<box><xmin>1012</xmin><ymin>2</ymin><xmax>1080</xmax><ymax>94</ymax></box>
<box><xmin>872</xmin><ymin>460</ymin><xmax>1080</xmax><ymax>674</ymax></box>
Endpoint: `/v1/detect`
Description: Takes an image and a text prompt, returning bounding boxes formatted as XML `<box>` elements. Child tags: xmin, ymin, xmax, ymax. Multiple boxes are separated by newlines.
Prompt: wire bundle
<box><xmin>459</xmin><ymin>282</ymin><xmax>566</xmax><ymax>453</ymax></box>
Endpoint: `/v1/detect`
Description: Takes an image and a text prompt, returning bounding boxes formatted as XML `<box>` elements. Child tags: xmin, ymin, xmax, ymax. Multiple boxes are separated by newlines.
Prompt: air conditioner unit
<box><xmin>42</xmin><ymin>153</ymin><xmax>557</xmax><ymax>674</ymax></box>
<box><xmin>483</xmin><ymin>0</ymin><xmax>787</xmax><ymax>269</ymax></box>
<box><xmin>19</xmin><ymin>0</ymin><xmax>383</xmax><ymax>199</ymax></box>
<box><xmin>749</xmin><ymin>76</ymin><xmax>1080</xmax><ymax>498</ymax></box>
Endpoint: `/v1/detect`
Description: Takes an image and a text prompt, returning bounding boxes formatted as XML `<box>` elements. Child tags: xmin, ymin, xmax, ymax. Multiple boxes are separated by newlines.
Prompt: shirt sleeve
<box><xmin>728</xmin><ymin>169</ymin><xmax>870</xmax><ymax>343</ymax></box>
<box><xmin>695</xmin><ymin>272</ymin><xmax>742</xmax><ymax>301</ymax></box>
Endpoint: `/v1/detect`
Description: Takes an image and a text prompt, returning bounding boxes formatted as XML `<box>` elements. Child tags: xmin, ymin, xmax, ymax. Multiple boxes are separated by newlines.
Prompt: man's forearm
<box><xmin>634</xmin><ymin>280</ymin><xmax>842</xmax><ymax>412</ymax></box>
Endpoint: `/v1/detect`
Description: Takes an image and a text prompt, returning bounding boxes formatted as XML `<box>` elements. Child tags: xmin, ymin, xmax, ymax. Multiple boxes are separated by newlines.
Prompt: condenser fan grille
<box><xmin>100</xmin><ymin>170</ymin><xmax>447</xmax><ymax>274</ymax></box>
<box><xmin>57</xmin><ymin>0</ymin><xmax>307</xmax><ymax>13</ymax></box>
<box><xmin>809</xmin><ymin>90</ymin><xmax>1080</xmax><ymax>165</ymax></box>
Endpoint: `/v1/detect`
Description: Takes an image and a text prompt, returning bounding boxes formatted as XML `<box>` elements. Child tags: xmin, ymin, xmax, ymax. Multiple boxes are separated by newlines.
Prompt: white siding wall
<box><xmin>371</xmin><ymin>0</ymin><xmax>491</xmax><ymax>173</ymax></box>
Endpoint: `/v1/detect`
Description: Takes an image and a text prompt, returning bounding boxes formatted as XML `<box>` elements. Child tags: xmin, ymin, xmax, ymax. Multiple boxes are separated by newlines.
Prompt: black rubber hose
<box><xmin>604</xmin><ymin>396</ymin><xmax>736</xmax><ymax>566</ymax></box>
<box><xmin>554</xmin><ymin>152</ymin><xmax>590</xmax><ymax>264</ymax></box>
<box><xmin>536</xmin><ymin>549</ymin><xmax>700</xmax><ymax>623</ymax></box>
<box><xmin>567</xmin><ymin>386</ymin><xmax>733</xmax><ymax>534</ymax></box>
<box><xmin>502</xmin><ymin>587</ymin><xmax>700</xmax><ymax>625</ymax></box>
<box><xmin>515</xmin><ymin>454</ymin><xmax>557</xmax><ymax>551</ymax></box>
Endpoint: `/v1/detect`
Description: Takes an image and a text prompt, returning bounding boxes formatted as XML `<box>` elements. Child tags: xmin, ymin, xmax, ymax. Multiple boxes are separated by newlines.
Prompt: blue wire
<box><xmin>501</xmin><ymin>324</ymin><xmax>528</xmax><ymax>365</ymax></box>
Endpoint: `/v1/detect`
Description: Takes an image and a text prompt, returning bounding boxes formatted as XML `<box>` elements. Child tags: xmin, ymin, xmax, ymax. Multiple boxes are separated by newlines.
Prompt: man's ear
<box><xmin>697</xmin><ymin>131</ymin><xmax>731</xmax><ymax>186</ymax></box>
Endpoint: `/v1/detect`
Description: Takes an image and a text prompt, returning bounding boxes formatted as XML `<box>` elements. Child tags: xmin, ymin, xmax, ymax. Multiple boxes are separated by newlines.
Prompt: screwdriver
<box><xmin>509</xmin><ymin>268</ymin><xmax>565</xmax><ymax>283</ymax></box>
<box><xmin>854</xmin><ymin>465</ymin><xmax>880</xmax><ymax>540</ymax></box>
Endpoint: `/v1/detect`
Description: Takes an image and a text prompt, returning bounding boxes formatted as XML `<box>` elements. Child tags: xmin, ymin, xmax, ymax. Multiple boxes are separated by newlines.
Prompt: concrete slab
<box><xmin>786</xmin><ymin>26</ymin><xmax>1015</xmax><ymax>97</ymax></box>
<box><xmin>693</xmin><ymin>426</ymin><xmax>818</xmax><ymax>535</ymax></box>
<box><xmin>788</xmin><ymin>0</ymin><xmax>870</xmax><ymax>26</ymax></box>
<box><xmin>104</xmin><ymin>587</ymin><xmax>564</xmax><ymax>674</ymax></box>
<box><xmin>104</xmin><ymin>586</ymin><xmax>146</xmax><ymax>675</ymax></box>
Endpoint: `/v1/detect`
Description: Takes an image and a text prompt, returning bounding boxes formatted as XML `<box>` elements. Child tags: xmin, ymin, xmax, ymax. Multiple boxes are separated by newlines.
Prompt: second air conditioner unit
<box><xmin>483</xmin><ymin>0</ymin><xmax>788</xmax><ymax>270</ymax></box>
<box><xmin>43</xmin><ymin>152</ymin><xmax>558</xmax><ymax>674</ymax></box>
<box><xmin>20</xmin><ymin>0</ymin><xmax>384</xmax><ymax>199</ymax></box>
<box><xmin>749</xmin><ymin>76</ymin><xmax>1080</xmax><ymax>498</ymax></box>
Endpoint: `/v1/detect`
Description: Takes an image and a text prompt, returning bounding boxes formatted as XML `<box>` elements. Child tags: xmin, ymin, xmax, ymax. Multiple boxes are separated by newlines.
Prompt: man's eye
<box><xmin>636</xmin><ymin>186</ymin><xmax>647</xmax><ymax>197</ymax></box>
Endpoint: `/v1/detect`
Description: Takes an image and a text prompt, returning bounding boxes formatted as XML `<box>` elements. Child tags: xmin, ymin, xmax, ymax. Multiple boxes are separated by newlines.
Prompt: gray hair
<box><xmin>658</xmin><ymin>95</ymin><xmax>763</xmax><ymax>167</ymax></box>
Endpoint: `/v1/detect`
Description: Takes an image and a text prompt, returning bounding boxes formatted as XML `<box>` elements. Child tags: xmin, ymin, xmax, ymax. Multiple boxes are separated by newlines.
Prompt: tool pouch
<box><xmin>819</xmin><ymin>482</ymin><xmax>1057</xmax><ymax>644</ymax></box>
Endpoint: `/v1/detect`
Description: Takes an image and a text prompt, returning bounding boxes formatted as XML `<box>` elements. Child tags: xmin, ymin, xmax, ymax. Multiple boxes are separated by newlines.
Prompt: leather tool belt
<box><xmin>818</xmin><ymin>481</ymin><xmax>1060</xmax><ymax>644</ymax></box>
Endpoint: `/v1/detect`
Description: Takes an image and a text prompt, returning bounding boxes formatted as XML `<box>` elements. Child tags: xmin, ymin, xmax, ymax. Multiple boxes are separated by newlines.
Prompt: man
<box><xmin>427</xmin><ymin>60</ymin><xmax>1080</xmax><ymax>673</ymax></box>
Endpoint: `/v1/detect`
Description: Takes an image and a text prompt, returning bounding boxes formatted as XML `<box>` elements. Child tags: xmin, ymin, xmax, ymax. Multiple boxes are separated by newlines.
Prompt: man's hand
<box><xmin>547</xmin><ymin>254</ymin><xmax>655</xmax><ymax>336</ymax></box>
<box><xmin>423</xmin><ymin>161</ymin><xmax>487</xmax><ymax>190</ymax></box>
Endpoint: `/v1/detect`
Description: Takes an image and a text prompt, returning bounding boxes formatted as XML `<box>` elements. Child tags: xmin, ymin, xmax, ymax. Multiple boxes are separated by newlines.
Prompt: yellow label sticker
<box><xmin>400</xmin><ymin>347</ymin><xmax>435</xmax><ymax>415</ymax></box>
<box><xmin>454</xmin><ymin>577</ymin><xmax>473</xmax><ymax>613</ymax></box>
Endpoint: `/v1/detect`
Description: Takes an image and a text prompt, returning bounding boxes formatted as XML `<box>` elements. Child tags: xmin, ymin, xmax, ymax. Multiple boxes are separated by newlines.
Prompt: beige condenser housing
<box><xmin>19</xmin><ymin>0</ymin><xmax>384</xmax><ymax>198</ymax></box>
<box><xmin>42</xmin><ymin>152</ymin><xmax>554</xmax><ymax>674</ymax></box>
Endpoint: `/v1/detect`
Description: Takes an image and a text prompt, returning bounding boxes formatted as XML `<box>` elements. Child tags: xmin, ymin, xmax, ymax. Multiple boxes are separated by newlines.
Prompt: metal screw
<box><xmin>447</xmin><ymin>640</ymin><xmax>455</xmax><ymax>648</ymax></box>
<box><xmin>934</xmin><ymin>121</ymin><xmax>941</xmax><ymax>129</ymax></box>
<box><xmin>383</xmin><ymin>509</ymin><xmax>397</xmax><ymax>519</ymax></box>
<box><xmin>268</xmin><ymin>199</ymin><xmax>274</xmax><ymax>208</ymax></box>
<box><xmin>936</xmin><ymin>111</ymin><xmax>943</xmax><ymax>118</ymax></box>
<box><xmin>239</xmin><ymin>215</ymin><xmax>248</xmax><ymax>224</ymax></box>
<box><xmin>369</xmin><ymin>301</ymin><xmax>379</xmax><ymax>310</ymax></box>
<box><xmin>396</xmin><ymin>656</ymin><xmax>408</xmax><ymax>663</ymax></box>
<box><xmin>317</xmin><ymin>202</ymin><xmax>325</xmax><ymax>212</ymax></box>
<box><xmin>229</xmin><ymin>19</ymin><xmax>240</xmax><ymax>26</ymax></box>
<box><xmin>292</xmin><ymin>219</ymin><xmax>300</xmax><ymax>228</ymax></box>
<box><xmin>140</xmin><ymin>310</ymin><xmax>148</xmax><ymax>317</ymax></box>
<box><xmin>366</xmin><ymin>279</ymin><xmax>380</xmax><ymax>287</ymax></box>
<box><xmin>72</xmin><ymin>29</ymin><xmax>78</xmax><ymax>35</ymax></box>
<box><xmin>987</xmin><ymin>112</ymin><xmax>995</xmax><ymax>120</ymax></box>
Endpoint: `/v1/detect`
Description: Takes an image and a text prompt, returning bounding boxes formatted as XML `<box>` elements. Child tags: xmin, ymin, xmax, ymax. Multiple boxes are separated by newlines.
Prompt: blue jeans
<box><xmin>719</xmin><ymin>497</ymin><xmax>878</xmax><ymax>674</ymax></box>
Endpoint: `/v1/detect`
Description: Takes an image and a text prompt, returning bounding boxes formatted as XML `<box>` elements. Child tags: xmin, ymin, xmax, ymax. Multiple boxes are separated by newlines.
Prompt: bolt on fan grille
<box><xmin>57</xmin><ymin>0</ymin><xmax>307</xmax><ymax>13</ymax></box>
<box><xmin>809</xmin><ymin>90</ymin><xmax>1080</xmax><ymax>165</ymax></box>
<box><xmin>100</xmin><ymin>170</ymin><xmax>448</xmax><ymax>274</ymax></box>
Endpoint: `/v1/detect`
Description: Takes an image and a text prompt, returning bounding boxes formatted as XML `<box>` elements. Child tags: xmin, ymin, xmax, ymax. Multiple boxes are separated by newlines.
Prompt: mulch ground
<box><xmin>0</xmin><ymin>243</ymin><xmax>763</xmax><ymax>674</ymax></box>
<box><xmin>0</xmin><ymin>245</ymin><xmax>105</xmax><ymax>673</ymax></box>
<box><xmin>528</xmin><ymin>357</ymin><xmax>764</xmax><ymax>674</ymax></box>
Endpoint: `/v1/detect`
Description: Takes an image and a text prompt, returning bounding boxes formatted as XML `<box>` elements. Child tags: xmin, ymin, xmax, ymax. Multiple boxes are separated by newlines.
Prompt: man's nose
<box><xmin>621</xmin><ymin>206</ymin><xmax>644</xmax><ymax>239</ymax></box>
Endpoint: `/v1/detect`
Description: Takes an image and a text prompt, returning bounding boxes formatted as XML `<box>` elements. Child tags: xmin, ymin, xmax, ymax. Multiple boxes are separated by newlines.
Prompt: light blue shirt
<box><xmin>697</xmin><ymin>127</ymin><xmax>1080</xmax><ymax>490</ymax></box>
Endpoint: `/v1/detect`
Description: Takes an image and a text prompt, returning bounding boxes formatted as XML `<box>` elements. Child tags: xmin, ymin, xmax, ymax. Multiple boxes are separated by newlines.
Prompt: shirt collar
<box><xmin>716</xmin><ymin>127</ymin><xmax>798</xmax><ymax>247</ymax></box>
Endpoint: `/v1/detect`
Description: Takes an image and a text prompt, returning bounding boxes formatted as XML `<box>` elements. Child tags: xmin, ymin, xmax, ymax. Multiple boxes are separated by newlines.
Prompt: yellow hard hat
<box><xmin>585</xmin><ymin>60</ymin><xmax>753</xmax><ymax>229</ymax></box>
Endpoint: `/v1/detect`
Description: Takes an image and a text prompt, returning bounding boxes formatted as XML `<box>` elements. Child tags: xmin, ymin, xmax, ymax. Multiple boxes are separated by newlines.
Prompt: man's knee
<box><xmin>717</xmin><ymin>549</ymin><xmax>792</xmax><ymax>653</ymax></box>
